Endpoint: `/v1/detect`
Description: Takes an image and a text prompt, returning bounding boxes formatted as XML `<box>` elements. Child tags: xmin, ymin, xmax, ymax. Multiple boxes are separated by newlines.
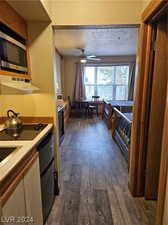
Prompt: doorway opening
<box><xmin>50</xmin><ymin>24</ymin><xmax>157</xmax><ymax>225</ymax></box>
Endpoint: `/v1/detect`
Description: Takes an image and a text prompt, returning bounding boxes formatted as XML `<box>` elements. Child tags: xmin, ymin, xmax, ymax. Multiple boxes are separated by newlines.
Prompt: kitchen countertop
<box><xmin>0</xmin><ymin>124</ymin><xmax>53</xmax><ymax>184</ymax></box>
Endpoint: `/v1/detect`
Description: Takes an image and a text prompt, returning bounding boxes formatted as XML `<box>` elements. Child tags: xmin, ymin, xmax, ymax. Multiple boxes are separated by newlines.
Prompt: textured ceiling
<box><xmin>54</xmin><ymin>28</ymin><xmax>138</xmax><ymax>56</ymax></box>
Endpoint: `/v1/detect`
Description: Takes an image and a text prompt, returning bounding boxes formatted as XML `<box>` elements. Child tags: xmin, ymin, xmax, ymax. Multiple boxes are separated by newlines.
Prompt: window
<box><xmin>84</xmin><ymin>65</ymin><xmax>130</xmax><ymax>100</ymax></box>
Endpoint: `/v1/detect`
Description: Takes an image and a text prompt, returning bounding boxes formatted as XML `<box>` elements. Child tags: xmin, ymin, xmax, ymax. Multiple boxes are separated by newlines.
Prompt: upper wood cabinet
<box><xmin>0</xmin><ymin>0</ymin><xmax>31</xmax><ymax>79</ymax></box>
<box><xmin>0</xmin><ymin>0</ymin><xmax>27</xmax><ymax>39</ymax></box>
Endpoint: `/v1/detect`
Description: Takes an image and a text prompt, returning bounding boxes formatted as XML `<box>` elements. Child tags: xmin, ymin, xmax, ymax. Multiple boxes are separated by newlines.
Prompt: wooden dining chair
<box><xmin>80</xmin><ymin>101</ymin><xmax>89</xmax><ymax>116</ymax></box>
<box><xmin>92</xmin><ymin>96</ymin><xmax>100</xmax><ymax>101</ymax></box>
<box><xmin>88</xmin><ymin>96</ymin><xmax>100</xmax><ymax>116</ymax></box>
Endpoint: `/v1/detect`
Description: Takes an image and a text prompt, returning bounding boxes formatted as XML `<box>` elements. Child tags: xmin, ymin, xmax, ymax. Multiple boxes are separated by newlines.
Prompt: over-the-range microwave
<box><xmin>0</xmin><ymin>31</ymin><xmax>28</xmax><ymax>74</ymax></box>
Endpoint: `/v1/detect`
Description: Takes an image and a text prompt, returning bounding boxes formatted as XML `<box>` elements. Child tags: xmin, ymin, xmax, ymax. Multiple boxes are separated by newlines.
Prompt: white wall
<box><xmin>61</xmin><ymin>56</ymin><xmax>78</xmax><ymax>100</ymax></box>
<box><xmin>50</xmin><ymin>0</ymin><xmax>142</xmax><ymax>25</ymax></box>
<box><xmin>54</xmin><ymin>51</ymin><xmax>62</xmax><ymax>94</ymax></box>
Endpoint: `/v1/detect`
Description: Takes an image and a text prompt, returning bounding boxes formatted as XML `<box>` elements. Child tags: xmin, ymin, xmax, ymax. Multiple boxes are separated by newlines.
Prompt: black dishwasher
<box><xmin>37</xmin><ymin>132</ymin><xmax>55</xmax><ymax>224</ymax></box>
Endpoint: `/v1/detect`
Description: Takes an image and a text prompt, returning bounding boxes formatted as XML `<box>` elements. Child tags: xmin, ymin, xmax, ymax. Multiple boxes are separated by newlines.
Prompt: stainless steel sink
<box><xmin>0</xmin><ymin>147</ymin><xmax>18</xmax><ymax>163</ymax></box>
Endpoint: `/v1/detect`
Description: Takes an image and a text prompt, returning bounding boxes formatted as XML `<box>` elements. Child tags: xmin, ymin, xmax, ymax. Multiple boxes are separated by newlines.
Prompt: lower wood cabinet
<box><xmin>0</xmin><ymin>152</ymin><xmax>43</xmax><ymax>225</ymax></box>
<box><xmin>57</xmin><ymin>100</ymin><xmax>70</xmax><ymax>127</ymax></box>
<box><xmin>1</xmin><ymin>180</ymin><xmax>26</xmax><ymax>225</ymax></box>
<box><xmin>24</xmin><ymin>154</ymin><xmax>43</xmax><ymax>225</ymax></box>
<box><xmin>64</xmin><ymin>101</ymin><xmax>70</xmax><ymax>127</ymax></box>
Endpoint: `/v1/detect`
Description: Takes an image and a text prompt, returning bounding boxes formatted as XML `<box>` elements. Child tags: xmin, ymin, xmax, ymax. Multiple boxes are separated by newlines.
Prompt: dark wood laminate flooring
<box><xmin>46</xmin><ymin>117</ymin><xmax>156</xmax><ymax>225</ymax></box>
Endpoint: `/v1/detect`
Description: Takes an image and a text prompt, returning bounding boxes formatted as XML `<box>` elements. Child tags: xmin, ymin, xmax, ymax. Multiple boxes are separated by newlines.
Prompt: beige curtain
<box><xmin>74</xmin><ymin>63</ymin><xmax>86</xmax><ymax>101</ymax></box>
<box><xmin>128</xmin><ymin>63</ymin><xmax>136</xmax><ymax>101</ymax></box>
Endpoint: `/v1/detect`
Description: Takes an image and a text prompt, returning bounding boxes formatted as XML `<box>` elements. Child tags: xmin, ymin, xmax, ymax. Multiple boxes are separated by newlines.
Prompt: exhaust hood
<box><xmin>0</xmin><ymin>75</ymin><xmax>39</xmax><ymax>94</ymax></box>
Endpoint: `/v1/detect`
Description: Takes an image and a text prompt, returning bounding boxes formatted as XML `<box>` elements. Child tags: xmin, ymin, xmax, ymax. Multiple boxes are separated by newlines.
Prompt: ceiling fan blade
<box><xmin>88</xmin><ymin>58</ymin><xmax>101</xmax><ymax>61</ymax></box>
<box><xmin>87</xmin><ymin>55</ymin><xmax>96</xmax><ymax>58</ymax></box>
<box><xmin>77</xmin><ymin>48</ymin><xmax>101</xmax><ymax>61</ymax></box>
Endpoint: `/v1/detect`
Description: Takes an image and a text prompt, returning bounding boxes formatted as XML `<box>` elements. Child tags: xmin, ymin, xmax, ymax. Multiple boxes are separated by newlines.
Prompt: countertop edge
<box><xmin>0</xmin><ymin>124</ymin><xmax>53</xmax><ymax>186</ymax></box>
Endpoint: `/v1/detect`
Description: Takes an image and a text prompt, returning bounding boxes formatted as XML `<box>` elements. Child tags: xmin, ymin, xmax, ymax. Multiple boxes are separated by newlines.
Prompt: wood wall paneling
<box><xmin>145</xmin><ymin>18</ymin><xmax>167</xmax><ymax>200</ymax></box>
<box><xmin>129</xmin><ymin>23</ymin><xmax>148</xmax><ymax>196</ymax></box>
<box><xmin>156</xmin><ymin>86</ymin><xmax>168</xmax><ymax>225</ymax></box>
<box><xmin>141</xmin><ymin>0</ymin><xmax>167</xmax><ymax>23</ymax></box>
<box><xmin>155</xmin><ymin>14</ymin><xmax>168</xmax><ymax>225</ymax></box>
<box><xmin>137</xmin><ymin>24</ymin><xmax>156</xmax><ymax>196</ymax></box>
<box><xmin>150</xmin><ymin>3</ymin><xmax>168</xmax><ymax>24</ymax></box>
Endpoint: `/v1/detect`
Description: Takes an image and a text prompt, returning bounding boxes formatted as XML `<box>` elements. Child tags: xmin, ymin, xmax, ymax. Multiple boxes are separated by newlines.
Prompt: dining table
<box><xmin>75</xmin><ymin>99</ymin><xmax>104</xmax><ymax>115</ymax></box>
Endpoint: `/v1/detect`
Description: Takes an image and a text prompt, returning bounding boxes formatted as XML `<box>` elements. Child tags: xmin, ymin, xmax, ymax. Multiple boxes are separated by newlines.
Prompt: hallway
<box><xmin>47</xmin><ymin>118</ymin><xmax>156</xmax><ymax>225</ymax></box>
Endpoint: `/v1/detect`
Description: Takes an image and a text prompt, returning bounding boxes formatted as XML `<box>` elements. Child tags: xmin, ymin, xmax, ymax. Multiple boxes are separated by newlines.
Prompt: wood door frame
<box><xmin>129</xmin><ymin>0</ymin><xmax>168</xmax><ymax>224</ymax></box>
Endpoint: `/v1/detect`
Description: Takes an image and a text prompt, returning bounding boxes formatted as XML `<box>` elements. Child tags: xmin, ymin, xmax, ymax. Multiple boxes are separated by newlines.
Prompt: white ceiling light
<box><xmin>79</xmin><ymin>49</ymin><xmax>101</xmax><ymax>64</ymax></box>
<box><xmin>80</xmin><ymin>58</ymin><xmax>87</xmax><ymax>64</ymax></box>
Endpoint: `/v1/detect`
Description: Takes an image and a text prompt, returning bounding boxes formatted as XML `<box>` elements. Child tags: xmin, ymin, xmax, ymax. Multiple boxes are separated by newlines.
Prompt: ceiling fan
<box><xmin>79</xmin><ymin>48</ymin><xmax>101</xmax><ymax>63</ymax></box>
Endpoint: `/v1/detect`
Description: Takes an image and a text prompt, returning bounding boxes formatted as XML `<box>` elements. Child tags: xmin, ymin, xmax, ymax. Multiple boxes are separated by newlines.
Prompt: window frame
<box><xmin>84</xmin><ymin>64</ymin><xmax>130</xmax><ymax>100</ymax></box>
